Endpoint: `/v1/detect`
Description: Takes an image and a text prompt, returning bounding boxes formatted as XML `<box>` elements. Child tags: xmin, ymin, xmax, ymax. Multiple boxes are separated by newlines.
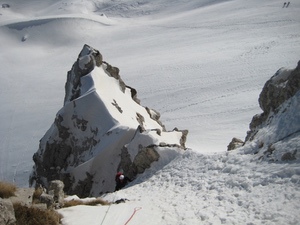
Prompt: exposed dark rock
<box><xmin>259</xmin><ymin>61</ymin><xmax>300</xmax><ymax>114</ymax></box>
<box><xmin>133</xmin><ymin>146</ymin><xmax>160</xmax><ymax>173</ymax></box>
<box><xmin>136</xmin><ymin>113</ymin><xmax>145</xmax><ymax>131</ymax></box>
<box><xmin>179</xmin><ymin>129</ymin><xmax>189</xmax><ymax>149</ymax></box>
<box><xmin>118</xmin><ymin>146</ymin><xmax>136</xmax><ymax>179</ymax></box>
<box><xmin>39</xmin><ymin>193</ymin><xmax>54</xmax><ymax>209</ymax></box>
<box><xmin>246</xmin><ymin>61</ymin><xmax>300</xmax><ymax>142</ymax></box>
<box><xmin>112</xmin><ymin>99</ymin><xmax>123</xmax><ymax>113</ymax></box>
<box><xmin>126</xmin><ymin>85</ymin><xmax>140</xmax><ymax>104</ymax></box>
<box><xmin>70</xmin><ymin>173</ymin><xmax>94</xmax><ymax>197</ymax></box>
<box><xmin>64</xmin><ymin>44</ymin><xmax>103</xmax><ymax>104</ymax></box>
<box><xmin>281</xmin><ymin>150</ymin><xmax>297</xmax><ymax>161</ymax></box>
<box><xmin>118</xmin><ymin>144</ymin><xmax>160</xmax><ymax>179</ymax></box>
<box><xmin>227</xmin><ymin>137</ymin><xmax>244</xmax><ymax>151</ymax></box>
<box><xmin>117</xmin><ymin>126</ymin><xmax>188</xmax><ymax>181</ymax></box>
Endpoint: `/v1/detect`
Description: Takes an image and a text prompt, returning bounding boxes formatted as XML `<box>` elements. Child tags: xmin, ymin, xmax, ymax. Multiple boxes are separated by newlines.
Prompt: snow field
<box><xmin>1</xmin><ymin>0</ymin><xmax>299</xmax><ymax>185</ymax></box>
<box><xmin>59</xmin><ymin>150</ymin><xmax>300</xmax><ymax>224</ymax></box>
<box><xmin>0</xmin><ymin>0</ymin><xmax>300</xmax><ymax>223</ymax></box>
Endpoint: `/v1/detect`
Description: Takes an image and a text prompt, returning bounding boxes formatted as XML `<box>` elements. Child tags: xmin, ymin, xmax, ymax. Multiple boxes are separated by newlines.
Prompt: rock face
<box><xmin>9</xmin><ymin>188</ymin><xmax>34</xmax><ymax>207</ymax></box>
<box><xmin>258</xmin><ymin>61</ymin><xmax>300</xmax><ymax>115</ymax></box>
<box><xmin>49</xmin><ymin>180</ymin><xmax>64</xmax><ymax>207</ymax></box>
<box><xmin>39</xmin><ymin>193</ymin><xmax>54</xmax><ymax>209</ymax></box>
<box><xmin>230</xmin><ymin>61</ymin><xmax>300</xmax><ymax>162</ymax></box>
<box><xmin>30</xmin><ymin>45</ymin><xmax>188</xmax><ymax>197</ymax></box>
<box><xmin>0</xmin><ymin>198</ymin><xmax>16</xmax><ymax>225</ymax></box>
<box><xmin>227</xmin><ymin>137</ymin><xmax>244</xmax><ymax>151</ymax></box>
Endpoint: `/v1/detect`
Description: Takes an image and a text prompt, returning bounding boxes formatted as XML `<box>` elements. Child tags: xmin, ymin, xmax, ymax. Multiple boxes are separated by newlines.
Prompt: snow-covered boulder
<box><xmin>30</xmin><ymin>44</ymin><xmax>188</xmax><ymax>197</ymax></box>
<box><xmin>231</xmin><ymin>61</ymin><xmax>300</xmax><ymax>162</ymax></box>
<box><xmin>259</xmin><ymin>61</ymin><xmax>300</xmax><ymax>115</ymax></box>
<box><xmin>227</xmin><ymin>137</ymin><xmax>244</xmax><ymax>151</ymax></box>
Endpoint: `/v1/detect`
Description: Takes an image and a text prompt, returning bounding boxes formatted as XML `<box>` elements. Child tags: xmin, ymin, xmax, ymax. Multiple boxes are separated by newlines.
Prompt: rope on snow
<box><xmin>100</xmin><ymin>193</ymin><xmax>142</xmax><ymax>225</ymax></box>
<box><xmin>124</xmin><ymin>207</ymin><xmax>142</xmax><ymax>225</ymax></box>
<box><xmin>100</xmin><ymin>194</ymin><xmax>117</xmax><ymax>225</ymax></box>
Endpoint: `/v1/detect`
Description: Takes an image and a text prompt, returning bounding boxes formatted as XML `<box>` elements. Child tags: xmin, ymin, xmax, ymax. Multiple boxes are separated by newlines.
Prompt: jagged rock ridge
<box><xmin>229</xmin><ymin>61</ymin><xmax>300</xmax><ymax>162</ymax></box>
<box><xmin>30</xmin><ymin>45</ymin><xmax>188</xmax><ymax>197</ymax></box>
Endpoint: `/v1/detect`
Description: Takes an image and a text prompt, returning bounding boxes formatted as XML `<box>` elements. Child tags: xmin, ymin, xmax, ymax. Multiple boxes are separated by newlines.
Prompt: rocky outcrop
<box><xmin>48</xmin><ymin>180</ymin><xmax>64</xmax><ymax>207</ymax></box>
<box><xmin>0</xmin><ymin>198</ymin><xmax>16</xmax><ymax>225</ymax></box>
<box><xmin>37</xmin><ymin>180</ymin><xmax>66</xmax><ymax>209</ymax></box>
<box><xmin>1</xmin><ymin>182</ymin><xmax>65</xmax><ymax>224</ymax></box>
<box><xmin>229</xmin><ymin>61</ymin><xmax>300</xmax><ymax>161</ymax></box>
<box><xmin>259</xmin><ymin>61</ymin><xmax>300</xmax><ymax>115</ymax></box>
<box><xmin>39</xmin><ymin>193</ymin><xmax>54</xmax><ymax>209</ymax></box>
<box><xmin>30</xmin><ymin>45</ymin><xmax>188</xmax><ymax>197</ymax></box>
<box><xmin>246</xmin><ymin>61</ymin><xmax>300</xmax><ymax>142</ymax></box>
<box><xmin>9</xmin><ymin>188</ymin><xmax>34</xmax><ymax>207</ymax></box>
<box><xmin>227</xmin><ymin>137</ymin><xmax>244</xmax><ymax>151</ymax></box>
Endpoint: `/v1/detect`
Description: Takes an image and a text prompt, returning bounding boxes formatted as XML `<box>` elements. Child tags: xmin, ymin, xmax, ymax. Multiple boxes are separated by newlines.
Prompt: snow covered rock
<box><xmin>259</xmin><ymin>60</ymin><xmax>300</xmax><ymax>115</ymax></box>
<box><xmin>235</xmin><ymin>61</ymin><xmax>300</xmax><ymax>161</ymax></box>
<box><xmin>30</xmin><ymin>44</ymin><xmax>188</xmax><ymax>197</ymax></box>
<box><xmin>227</xmin><ymin>137</ymin><xmax>244</xmax><ymax>151</ymax></box>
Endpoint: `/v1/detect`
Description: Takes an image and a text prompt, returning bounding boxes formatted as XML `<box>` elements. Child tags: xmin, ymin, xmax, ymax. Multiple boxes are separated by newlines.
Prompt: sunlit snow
<box><xmin>0</xmin><ymin>0</ymin><xmax>299</xmax><ymax>224</ymax></box>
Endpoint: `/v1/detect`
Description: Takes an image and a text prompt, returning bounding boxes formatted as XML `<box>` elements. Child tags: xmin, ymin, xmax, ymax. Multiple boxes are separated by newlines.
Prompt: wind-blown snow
<box><xmin>0</xmin><ymin>0</ymin><xmax>299</xmax><ymax>224</ymax></box>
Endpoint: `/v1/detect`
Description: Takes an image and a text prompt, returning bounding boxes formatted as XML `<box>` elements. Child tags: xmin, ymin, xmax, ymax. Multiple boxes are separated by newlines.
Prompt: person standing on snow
<box><xmin>115</xmin><ymin>172</ymin><xmax>131</xmax><ymax>191</ymax></box>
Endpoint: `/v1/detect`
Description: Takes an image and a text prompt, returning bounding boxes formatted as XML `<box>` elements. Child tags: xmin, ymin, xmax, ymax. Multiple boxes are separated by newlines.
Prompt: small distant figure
<box><xmin>115</xmin><ymin>172</ymin><xmax>132</xmax><ymax>191</ymax></box>
<box><xmin>2</xmin><ymin>3</ymin><xmax>10</xmax><ymax>8</ymax></box>
<box><xmin>286</xmin><ymin>1</ymin><xmax>290</xmax><ymax>7</ymax></box>
<box><xmin>283</xmin><ymin>2</ymin><xmax>286</xmax><ymax>8</ymax></box>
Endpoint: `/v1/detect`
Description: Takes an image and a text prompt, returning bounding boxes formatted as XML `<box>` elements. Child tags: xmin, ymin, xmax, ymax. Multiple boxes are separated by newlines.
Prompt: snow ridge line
<box><xmin>1</xmin><ymin>14</ymin><xmax>112</xmax><ymax>29</ymax></box>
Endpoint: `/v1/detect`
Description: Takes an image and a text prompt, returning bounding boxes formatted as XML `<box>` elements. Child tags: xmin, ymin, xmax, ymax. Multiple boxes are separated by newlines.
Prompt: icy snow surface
<box><xmin>0</xmin><ymin>0</ymin><xmax>300</xmax><ymax>224</ymax></box>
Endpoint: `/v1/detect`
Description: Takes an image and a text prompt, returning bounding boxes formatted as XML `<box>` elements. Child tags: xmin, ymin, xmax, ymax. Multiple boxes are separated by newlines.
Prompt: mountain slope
<box><xmin>30</xmin><ymin>45</ymin><xmax>187</xmax><ymax>196</ymax></box>
<box><xmin>58</xmin><ymin>149</ymin><xmax>300</xmax><ymax>225</ymax></box>
<box><xmin>0</xmin><ymin>0</ymin><xmax>299</xmax><ymax>224</ymax></box>
<box><xmin>58</xmin><ymin>60</ymin><xmax>300</xmax><ymax>225</ymax></box>
<box><xmin>0</xmin><ymin>0</ymin><xmax>299</xmax><ymax>187</ymax></box>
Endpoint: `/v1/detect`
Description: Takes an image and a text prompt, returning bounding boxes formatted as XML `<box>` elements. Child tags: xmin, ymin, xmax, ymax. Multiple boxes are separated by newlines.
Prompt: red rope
<box><xmin>124</xmin><ymin>207</ymin><xmax>142</xmax><ymax>225</ymax></box>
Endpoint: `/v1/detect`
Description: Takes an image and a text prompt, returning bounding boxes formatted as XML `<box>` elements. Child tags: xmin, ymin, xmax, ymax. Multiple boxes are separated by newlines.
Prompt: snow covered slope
<box><xmin>0</xmin><ymin>0</ymin><xmax>299</xmax><ymax>224</ymax></box>
<box><xmin>59</xmin><ymin>149</ymin><xmax>300</xmax><ymax>225</ymax></box>
<box><xmin>0</xmin><ymin>0</ymin><xmax>299</xmax><ymax>187</ymax></box>
<box><xmin>57</xmin><ymin>60</ymin><xmax>300</xmax><ymax>225</ymax></box>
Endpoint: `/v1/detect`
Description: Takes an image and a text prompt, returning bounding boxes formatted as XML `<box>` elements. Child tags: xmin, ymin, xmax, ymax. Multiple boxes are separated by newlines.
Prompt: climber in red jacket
<box><xmin>115</xmin><ymin>172</ymin><xmax>131</xmax><ymax>191</ymax></box>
